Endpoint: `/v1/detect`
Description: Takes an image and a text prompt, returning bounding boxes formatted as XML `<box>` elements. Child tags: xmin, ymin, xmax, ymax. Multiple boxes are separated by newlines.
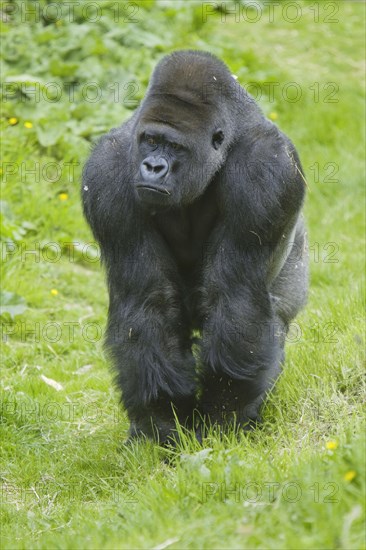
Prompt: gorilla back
<box><xmin>82</xmin><ymin>50</ymin><xmax>308</xmax><ymax>443</ymax></box>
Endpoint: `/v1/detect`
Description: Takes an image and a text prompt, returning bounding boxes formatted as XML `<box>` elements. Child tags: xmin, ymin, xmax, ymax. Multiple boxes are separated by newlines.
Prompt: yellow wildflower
<box><xmin>24</xmin><ymin>121</ymin><xmax>33</xmax><ymax>129</ymax></box>
<box><xmin>9</xmin><ymin>117</ymin><xmax>18</xmax><ymax>125</ymax></box>
<box><xmin>325</xmin><ymin>440</ymin><xmax>338</xmax><ymax>451</ymax></box>
<box><xmin>59</xmin><ymin>193</ymin><xmax>68</xmax><ymax>201</ymax></box>
<box><xmin>269</xmin><ymin>112</ymin><xmax>278</xmax><ymax>121</ymax></box>
<box><xmin>343</xmin><ymin>470</ymin><xmax>357</xmax><ymax>482</ymax></box>
<box><xmin>50</xmin><ymin>289</ymin><xmax>59</xmax><ymax>296</ymax></box>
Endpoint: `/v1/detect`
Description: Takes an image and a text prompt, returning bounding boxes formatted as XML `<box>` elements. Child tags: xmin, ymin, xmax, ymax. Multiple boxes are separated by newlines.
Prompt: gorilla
<box><xmin>82</xmin><ymin>50</ymin><xmax>308</xmax><ymax>443</ymax></box>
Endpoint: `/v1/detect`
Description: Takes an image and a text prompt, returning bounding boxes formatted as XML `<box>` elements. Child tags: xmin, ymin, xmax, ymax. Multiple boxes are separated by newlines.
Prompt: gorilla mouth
<box><xmin>136</xmin><ymin>184</ymin><xmax>171</xmax><ymax>195</ymax></box>
<box><xmin>136</xmin><ymin>184</ymin><xmax>172</xmax><ymax>206</ymax></box>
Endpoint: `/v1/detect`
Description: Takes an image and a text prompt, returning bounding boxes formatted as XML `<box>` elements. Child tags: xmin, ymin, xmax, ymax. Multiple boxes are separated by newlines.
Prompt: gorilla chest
<box><xmin>153</xmin><ymin>191</ymin><xmax>218</xmax><ymax>271</ymax></box>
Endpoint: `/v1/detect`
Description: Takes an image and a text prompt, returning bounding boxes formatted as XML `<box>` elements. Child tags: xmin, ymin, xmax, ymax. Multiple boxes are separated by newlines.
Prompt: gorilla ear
<box><xmin>212</xmin><ymin>129</ymin><xmax>224</xmax><ymax>150</ymax></box>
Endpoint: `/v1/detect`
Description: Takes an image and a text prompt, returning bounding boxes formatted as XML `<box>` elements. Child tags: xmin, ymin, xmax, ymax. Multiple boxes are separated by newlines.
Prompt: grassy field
<box><xmin>1</xmin><ymin>1</ymin><xmax>365</xmax><ymax>548</ymax></box>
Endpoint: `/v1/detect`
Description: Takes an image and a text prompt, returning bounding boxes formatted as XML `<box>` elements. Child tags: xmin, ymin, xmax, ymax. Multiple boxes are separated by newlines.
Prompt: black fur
<box><xmin>82</xmin><ymin>51</ymin><xmax>308</xmax><ymax>443</ymax></box>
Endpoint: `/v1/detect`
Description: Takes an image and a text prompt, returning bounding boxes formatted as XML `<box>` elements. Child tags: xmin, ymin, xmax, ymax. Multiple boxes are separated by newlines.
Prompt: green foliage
<box><xmin>0</xmin><ymin>201</ymin><xmax>36</xmax><ymax>243</ymax></box>
<box><xmin>1</xmin><ymin>0</ymin><xmax>211</xmax><ymax>149</ymax></box>
<box><xmin>0</xmin><ymin>290</ymin><xmax>28</xmax><ymax>319</ymax></box>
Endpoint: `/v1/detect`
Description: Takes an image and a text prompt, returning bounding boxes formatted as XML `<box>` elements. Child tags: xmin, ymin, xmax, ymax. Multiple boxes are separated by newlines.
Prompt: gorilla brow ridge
<box><xmin>150</xmin><ymin>91</ymin><xmax>213</xmax><ymax>108</ymax></box>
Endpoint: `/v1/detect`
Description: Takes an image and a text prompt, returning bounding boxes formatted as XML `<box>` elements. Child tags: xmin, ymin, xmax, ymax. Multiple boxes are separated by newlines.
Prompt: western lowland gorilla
<box><xmin>82</xmin><ymin>50</ymin><xmax>308</xmax><ymax>443</ymax></box>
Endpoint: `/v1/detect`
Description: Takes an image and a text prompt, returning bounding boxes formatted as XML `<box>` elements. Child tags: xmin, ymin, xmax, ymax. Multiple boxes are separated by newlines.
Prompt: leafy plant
<box><xmin>0</xmin><ymin>290</ymin><xmax>27</xmax><ymax>319</ymax></box>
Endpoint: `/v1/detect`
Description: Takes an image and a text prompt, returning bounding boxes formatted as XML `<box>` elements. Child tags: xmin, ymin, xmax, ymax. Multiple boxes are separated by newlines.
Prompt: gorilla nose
<box><xmin>140</xmin><ymin>156</ymin><xmax>169</xmax><ymax>181</ymax></box>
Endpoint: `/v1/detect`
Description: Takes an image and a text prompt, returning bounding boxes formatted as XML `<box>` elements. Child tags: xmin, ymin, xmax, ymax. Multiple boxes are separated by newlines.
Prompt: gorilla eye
<box><xmin>212</xmin><ymin>129</ymin><xmax>224</xmax><ymax>150</ymax></box>
<box><xmin>146</xmin><ymin>135</ymin><xmax>157</xmax><ymax>146</ymax></box>
<box><xmin>171</xmin><ymin>142</ymin><xmax>180</xmax><ymax>151</ymax></box>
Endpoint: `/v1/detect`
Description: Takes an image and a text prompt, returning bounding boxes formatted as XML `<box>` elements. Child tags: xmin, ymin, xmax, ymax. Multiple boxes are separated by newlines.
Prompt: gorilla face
<box><xmin>135</xmin><ymin>124</ymin><xmax>194</xmax><ymax>207</ymax></box>
<box><xmin>133</xmin><ymin>92</ymin><xmax>227</xmax><ymax>208</ymax></box>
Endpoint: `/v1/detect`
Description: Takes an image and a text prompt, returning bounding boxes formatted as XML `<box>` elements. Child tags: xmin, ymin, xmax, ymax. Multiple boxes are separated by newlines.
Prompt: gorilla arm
<box><xmin>82</xmin><ymin>125</ymin><xmax>197</xmax><ymax>441</ymax></box>
<box><xmin>198</xmin><ymin>125</ymin><xmax>306</xmax><ymax>427</ymax></box>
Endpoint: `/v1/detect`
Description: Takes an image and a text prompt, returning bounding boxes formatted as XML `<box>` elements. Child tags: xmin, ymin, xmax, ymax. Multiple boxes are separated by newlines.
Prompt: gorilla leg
<box><xmin>198</xmin><ymin>285</ymin><xmax>284</xmax><ymax>431</ymax></box>
<box><xmin>106</xmin><ymin>276</ymin><xmax>197</xmax><ymax>443</ymax></box>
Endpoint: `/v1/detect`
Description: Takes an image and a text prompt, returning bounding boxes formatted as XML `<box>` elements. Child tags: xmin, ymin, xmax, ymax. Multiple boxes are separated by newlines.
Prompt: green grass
<box><xmin>1</xmin><ymin>1</ymin><xmax>365</xmax><ymax>548</ymax></box>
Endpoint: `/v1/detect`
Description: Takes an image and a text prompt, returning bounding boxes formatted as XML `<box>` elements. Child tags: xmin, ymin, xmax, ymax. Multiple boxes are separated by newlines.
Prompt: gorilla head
<box><xmin>133</xmin><ymin>51</ymin><xmax>240</xmax><ymax>207</ymax></box>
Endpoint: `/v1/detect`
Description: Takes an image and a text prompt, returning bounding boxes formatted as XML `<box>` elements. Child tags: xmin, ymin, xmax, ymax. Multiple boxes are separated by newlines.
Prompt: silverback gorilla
<box><xmin>82</xmin><ymin>50</ymin><xmax>308</xmax><ymax>443</ymax></box>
